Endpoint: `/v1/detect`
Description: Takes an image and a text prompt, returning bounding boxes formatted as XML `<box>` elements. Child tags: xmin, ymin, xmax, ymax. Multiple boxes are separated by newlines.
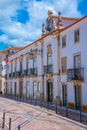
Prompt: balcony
<box><xmin>16</xmin><ymin>71</ymin><xmax>23</xmax><ymax>77</ymax></box>
<box><xmin>22</xmin><ymin>70</ymin><xmax>28</xmax><ymax>76</ymax></box>
<box><xmin>5</xmin><ymin>74</ymin><xmax>7</xmax><ymax>79</ymax></box>
<box><xmin>29</xmin><ymin>68</ymin><xmax>37</xmax><ymax>76</ymax></box>
<box><xmin>13</xmin><ymin>72</ymin><xmax>16</xmax><ymax>78</ymax></box>
<box><xmin>9</xmin><ymin>73</ymin><xmax>11</xmax><ymax>78</ymax></box>
<box><xmin>67</xmin><ymin>68</ymin><xmax>84</xmax><ymax>81</ymax></box>
<box><xmin>8</xmin><ymin>73</ymin><xmax>12</xmax><ymax>78</ymax></box>
<box><xmin>44</xmin><ymin>65</ymin><xmax>53</xmax><ymax>74</ymax></box>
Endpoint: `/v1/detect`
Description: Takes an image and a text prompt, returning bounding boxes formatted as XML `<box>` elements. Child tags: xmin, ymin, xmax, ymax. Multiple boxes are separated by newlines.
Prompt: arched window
<box><xmin>47</xmin><ymin>53</ymin><xmax>52</xmax><ymax>65</ymax></box>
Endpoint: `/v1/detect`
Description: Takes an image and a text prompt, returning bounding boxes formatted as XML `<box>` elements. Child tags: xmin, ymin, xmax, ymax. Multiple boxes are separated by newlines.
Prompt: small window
<box><xmin>74</xmin><ymin>29</ymin><xmax>80</xmax><ymax>43</ymax></box>
<box><xmin>61</xmin><ymin>57</ymin><xmax>67</xmax><ymax>73</ymax></box>
<box><xmin>62</xmin><ymin>35</ymin><xmax>66</xmax><ymax>48</ymax></box>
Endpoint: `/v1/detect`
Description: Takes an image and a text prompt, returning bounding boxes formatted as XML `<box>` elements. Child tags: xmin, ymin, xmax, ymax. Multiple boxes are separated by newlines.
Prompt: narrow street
<box><xmin>0</xmin><ymin>97</ymin><xmax>87</xmax><ymax>130</ymax></box>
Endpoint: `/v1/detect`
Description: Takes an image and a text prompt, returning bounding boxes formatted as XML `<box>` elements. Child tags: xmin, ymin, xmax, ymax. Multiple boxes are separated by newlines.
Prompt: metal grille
<box><xmin>67</xmin><ymin>68</ymin><xmax>84</xmax><ymax>81</ymax></box>
<box><xmin>44</xmin><ymin>65</ymin><xmax>53</xmax><ymax>74</ymax></box>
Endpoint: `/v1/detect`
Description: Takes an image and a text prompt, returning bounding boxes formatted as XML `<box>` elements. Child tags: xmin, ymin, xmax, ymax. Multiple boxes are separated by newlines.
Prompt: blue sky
<box><xmin>0</xmin><ymin>0</ymin><xmax>87</xmax><ymax>50</ymax></box>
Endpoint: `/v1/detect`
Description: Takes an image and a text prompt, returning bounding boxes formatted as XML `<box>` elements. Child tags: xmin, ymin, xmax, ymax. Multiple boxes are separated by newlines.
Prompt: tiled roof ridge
<box><xmin>52</xmin><ymin>16</ymin><xmax>80</xmax><ymax>20</ymax></box>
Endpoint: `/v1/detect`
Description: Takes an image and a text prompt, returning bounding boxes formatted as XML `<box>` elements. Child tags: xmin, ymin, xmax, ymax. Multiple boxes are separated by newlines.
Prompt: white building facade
<box><xmin>5</xmin><ymin>12</ymin><xmax>87</xmax><ymax>112</ymax></box>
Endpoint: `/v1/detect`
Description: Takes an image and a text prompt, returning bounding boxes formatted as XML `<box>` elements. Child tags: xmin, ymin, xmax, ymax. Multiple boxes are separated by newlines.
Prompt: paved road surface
<box><xmin>0</xmin><ymin>97</ymin><xmax>86</xmax><ymax>130</ymax></box>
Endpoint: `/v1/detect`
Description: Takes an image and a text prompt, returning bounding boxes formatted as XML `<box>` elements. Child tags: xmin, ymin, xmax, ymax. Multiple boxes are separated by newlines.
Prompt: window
<box><xmin>20</xmin><ymin>61</ymin><xmax>22</xmax><ymax>71</ymax></box>
<box><xmin>74</xmin><ymin>55</ymin><xmax>81</xmax><ymax>68</ymax></box>
<box><xmin>11</xmin><ymin>62</ymin><xmax>13</xmax><ymax>73</ymax></box>
<box><xmin>37</xmin><ymin>82</ymin><xmax>40</xmax><ymax>92</ymax></box>
<box><xmin>61</xmin><ymin>57</ymin><xmax>67</xmax><ymax>73</ymax></box>
<box><xmin>62</xmin><ymin>35</ymin><xmax>66</xmax><ymax>48</ymax></box>
<box><xmin>74</xmin><ymin>29</ymin><xmax>80</xmax><ymax>43</ymax></box>
<box><xmin>33</xmin><ymin>58</ymin><xmax>37</xmax><ymax>68</ymax></box>
<box><xmin>47</xmin><ymin>53</ymin><xmax>52</xmax><ymax>65</ymax></box>
<box><xmin>26</xmin><ymin>58</ymin><xmax>29</xmax><ymax>70</ymax></box>
<box><xmin>15</xmin><ymin>64</ymin><xmax>16</xmax><ymax>72</ymax></box>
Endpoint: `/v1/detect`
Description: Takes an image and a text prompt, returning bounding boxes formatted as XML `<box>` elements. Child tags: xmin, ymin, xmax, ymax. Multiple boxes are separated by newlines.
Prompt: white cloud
<box><xmin>0</xmin><ymin>34</ymin><xmax>9</xmax><ymax>43</ymax></box>
<box><xmin>0</xmin><ymin>0</ymin><xmax>82</xmax><ymax>48</ymax></box>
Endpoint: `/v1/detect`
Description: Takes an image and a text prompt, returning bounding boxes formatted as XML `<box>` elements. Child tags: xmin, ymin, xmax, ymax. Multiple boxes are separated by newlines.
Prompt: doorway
<box><xmin>26</xmin><ymin>82</ymin><xmax>29</xmax><ymax>98</ymax></box>
<box><xmin>74</xmin><ymin>85</ymin><xmax>81</xmax><ymax>110</ymax></box>
<box><xmin>47</xmin><ymin>80</ymin><xmax>53</xmax><ymax>102</ymax></box>
<box><xmin>14</xmin><ymin>82</ymin><xmax>17</xmax><ymax>96</ymax></box>
<box><xmin>19</xmin><ymin>81</ymin><xmax>23</xmax><ymax>97</ymax></box>
<box><xmin>62</xmin><ymin>84</ymin><xmax>67</xmax><ymax>107</ymax></box>
<box><xmin>33</xmin><ymin>82</ymin><xmax>37</xmax><ymax>100</ymax></box>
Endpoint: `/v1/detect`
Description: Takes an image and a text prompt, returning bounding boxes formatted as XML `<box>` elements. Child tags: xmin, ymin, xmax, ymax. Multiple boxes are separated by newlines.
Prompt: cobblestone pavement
<box><xmin>0</xmin><ymin>97</ymin><xmax>87</xmax><ymax>130</ymax></box>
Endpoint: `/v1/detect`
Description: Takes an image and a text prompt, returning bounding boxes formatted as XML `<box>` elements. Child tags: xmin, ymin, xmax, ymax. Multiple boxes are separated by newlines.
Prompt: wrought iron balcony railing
<box><xmin>5</xmin><ymin>68</ymin><xmax>38</xmax><ymax>78</ymax></box>
<box><xmin>9</xmin><ymin>73</ymin><xmax>11</xmax><ymax>78</ymax></box>
<box><xmin>67</xmin><ymin>67</ymin><xmax>84</xmax><ymax>81</ymax></box>
<box><xmin>44</xmin><ymin>64</ymin><xmax>53</xmax><ymax>74</ymax></box>
<box><xmin>13</xmin><ymin>72</ymin><xmax>16</xmax><ymax>78</ymax></box>
<box><xmin>10</xmin><ymin>70</ymin><xmax>29</xmax><ymax>78</ymax></box>
<box><xmin>28</xmin><ymin>68</ymin><xmax>37</xmax><ymax>76</ymax></box>
<box><xmin>5</xmin><ymin>74</ymin><xmax>7</xmax><ymax>79</ymax></box>
<box><xmin>22</xmin><ymin>70</ymin><xmax>28</xmax><ymax>76</ymax></box>
<box><xmin>11</xmin><ymin>73</ymin><xmax>13</xmax><ymax>78</ymax></box>
<box><xmin>8</xmin><ymin>73</ymin><xmax>14</xmax><ymax>78</ymax></box>
<box><xmin>16</xmin><ymin>71</ymin><xmax>23</xmax><ymax>77</ymax></box>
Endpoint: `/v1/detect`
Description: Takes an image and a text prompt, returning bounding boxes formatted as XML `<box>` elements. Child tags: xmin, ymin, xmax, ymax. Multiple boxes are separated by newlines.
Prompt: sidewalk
<box><xmin>0</xmin><ymin>119</ymin><xmax>8</xmax><ymax>130</ymax></box>
<box><xmin>0</xmin><ymin>96</ymin><xmax>87</xmax><ymax>130</ymax></box>
<box><xmin>1</xmin><ymin>94</ymin><xmax>87</xmax><ymax>125</ymax></box>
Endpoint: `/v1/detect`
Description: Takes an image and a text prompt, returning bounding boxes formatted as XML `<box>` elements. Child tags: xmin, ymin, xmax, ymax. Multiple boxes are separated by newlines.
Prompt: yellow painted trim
<box><xmin>61</xmin><ymin>72</ymin><xmax>67</xmax><ymax>75</ymax></box>
<box><xmin>25</xmin><ymin>53</ymin><xmax>30</xmax><ymax>59</ymax></box>
<box><xmin>47</xmin><ymin>44</ymin><xmax>52</xmax><ymax>54</ymax></box>
<box><xmin>83</xmin><ymin>105</ymin><xmax>87</xmax><ymax>112</ymax></box>
<box><xmin>18</xmin><ymin>78</ymin><xmax>23</xmax><ymax>81</ymax></box>
<box><xmin>73</xmin><ymin>81</ymin><xmax>82</xmax><ymax>86</ymax></box>
<box><xmin>33</xmin><ymin>50</ymin><xmax>37</xmax><ymax>58</ymax></box>
<box><xmin>68</xmin><ymin>102</ymin><xmax>75</xmax><ymax>109</ymax></box>
<box><xmin>19</xmin><ymin>55</ymin><xmax>23</xmax><ymax>62</ymax></box>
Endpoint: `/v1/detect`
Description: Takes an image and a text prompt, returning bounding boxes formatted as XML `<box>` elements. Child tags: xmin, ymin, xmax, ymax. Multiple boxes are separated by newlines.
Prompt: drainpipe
<box><xmin>57</xmin><ymin>33</ymin><xmax>61</xmax><ymax>105</ymax></box>
<box><xmin>57</xmin><ymin>12</ymin><xmax>63</xmax><ymax>105</ymax></box>
<box><xmin>41</xmin><ymin>41</ymin><xmax>44</xmax><ymax>101</ymax></box>
<box><xmin>41</xmin><ymin>24</ymin><xmax>45</xmax><ymax>101</ymax></box>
